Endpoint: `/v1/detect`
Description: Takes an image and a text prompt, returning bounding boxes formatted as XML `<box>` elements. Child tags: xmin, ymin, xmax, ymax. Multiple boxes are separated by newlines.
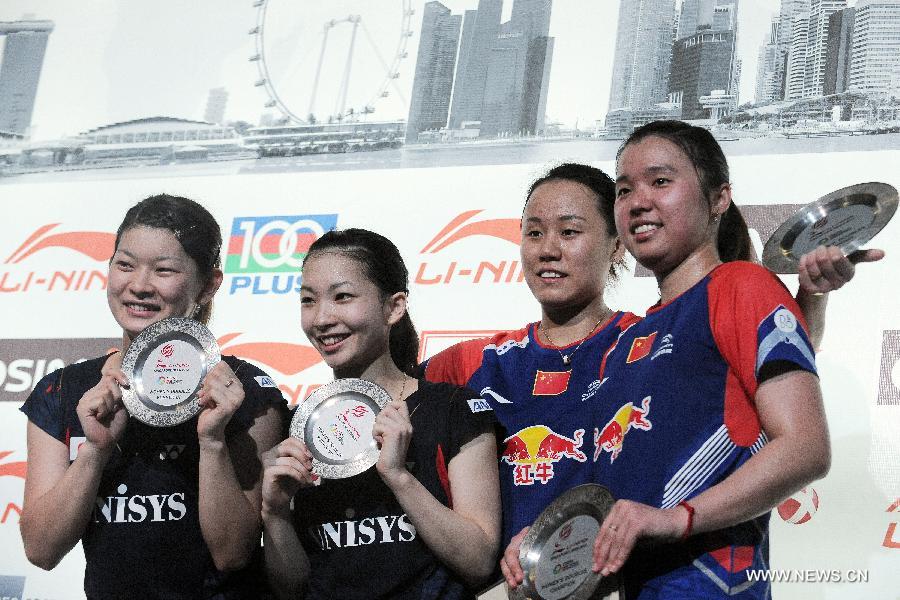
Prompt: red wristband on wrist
<box><xmin>678</xmin><ymin>500</ymin><xmax>695</xmax><ymax>539</ymax></box>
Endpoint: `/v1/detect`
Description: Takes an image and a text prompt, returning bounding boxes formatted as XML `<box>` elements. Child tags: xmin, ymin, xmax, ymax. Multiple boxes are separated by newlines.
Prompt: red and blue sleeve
<box><xmin>708</xmin><ymin>262</ymin><xmax>817</xmax><ymax>445</ymax></box>
<box><xmin>422</xmin><ymin>337</ymin><xmax>490</xmax><ymax>388</ymax></box>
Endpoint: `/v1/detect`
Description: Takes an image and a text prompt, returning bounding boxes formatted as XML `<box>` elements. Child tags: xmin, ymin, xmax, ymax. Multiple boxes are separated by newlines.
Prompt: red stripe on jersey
<box><xmin>424</xmin><ymin>326</ymin><xmax>529</xmax><ymax>387</ymax></box>
<box><xmin>710</xmin><ymin>545</ymin><xmax>755</xmax><ymax>573</ymax></box>
<box><xmin>436</xmin><ymin>443</ymin><xmax>452</xmax><ymax>508</ymax></box>
<box><xmin>724</xmin><ymin>370</ymin><xmax>761</xmax><ymax>446</ymax></box>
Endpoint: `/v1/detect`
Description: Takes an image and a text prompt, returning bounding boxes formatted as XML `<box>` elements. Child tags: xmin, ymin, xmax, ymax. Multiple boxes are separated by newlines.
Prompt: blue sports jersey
<box><xmin>594</xmin><ymin>262</ymin><xmax>818</xmax><ymax>599</ymax></box>
<box><xmin>424</xmin><ymin>312</ymin><xmax>630</xmax><ymax>545</ymax></box>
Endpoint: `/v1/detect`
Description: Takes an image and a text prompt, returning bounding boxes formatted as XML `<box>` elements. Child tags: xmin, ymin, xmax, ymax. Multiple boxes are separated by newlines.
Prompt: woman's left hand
<box><xmin>373</xmin><ymin>400</ymin><xmax>413</xmax><ymax>486</ymax></box>
<box><xmin>196</xmin><ymin>362</ymin><xmax>244</xmax><ymax>442</ymax></box>
<box><xmin>798</xmin><ymin>246</ymin><xmax>884</xmax><ymax>294</ymax></box>
<box><xmin>592</xmin><ymin>499</ymin><xmax>686</xmax><ymax>576</ymax></box>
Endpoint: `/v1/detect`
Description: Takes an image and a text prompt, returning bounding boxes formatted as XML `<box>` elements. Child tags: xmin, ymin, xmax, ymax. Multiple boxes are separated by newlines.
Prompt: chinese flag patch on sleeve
<box><xmin>532</xmin><ymin>370</ymin><xmax>571</xmax><ymax>395</ymax></box>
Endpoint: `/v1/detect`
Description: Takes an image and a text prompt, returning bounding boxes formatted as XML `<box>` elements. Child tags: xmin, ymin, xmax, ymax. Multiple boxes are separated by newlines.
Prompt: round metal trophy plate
<box><xmin>762</xmin><ymin>182</ymin><xmax>898</xmax><ymax>274</ymax></box>
<box><xmin>121</xmin><ymin>317</ymin><xmax>220</xmax><ymax>427</ymax></box>
<box><xmin>511</xmin><ymin>484</ymin><xmax>622</xmax><ymax>600</ymax></box>
<box><xmin>289</xmin><ymin>378</ymin><xmax>391</xmax><ymax>479</ymax></box>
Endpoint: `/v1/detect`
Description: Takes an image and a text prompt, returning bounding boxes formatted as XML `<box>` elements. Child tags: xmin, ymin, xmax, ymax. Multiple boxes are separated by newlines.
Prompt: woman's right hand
<box><xmin>75</xmin><ymin>353</ymin><xmax>129</xmax><ymax>454</ymax></box>
<box><xmin>261</xmin><ymin>438</ymin><xmax>318</xmax><ymax>518</ymax></box>
<box><xmin>500</xmin><ymin>526</ymin><xmax>529</xmax><ymax>588</ymax></box>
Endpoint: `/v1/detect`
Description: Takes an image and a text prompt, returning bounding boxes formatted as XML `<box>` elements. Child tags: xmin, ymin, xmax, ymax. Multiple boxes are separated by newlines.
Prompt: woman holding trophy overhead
<box><xmin>261</xmin><ymin>228</ymin><xmax>501</xmax><ymax>600</ymax></box>
<box><xmin>20</xmin><ymin>194</ymin><xmax>285</xmax><ymax>599</ymax></box>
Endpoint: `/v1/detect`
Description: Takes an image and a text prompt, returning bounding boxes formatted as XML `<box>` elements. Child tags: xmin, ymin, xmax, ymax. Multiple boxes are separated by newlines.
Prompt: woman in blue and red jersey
<box><xmin>423</xmin><ymin>163</ymin><xmax>634</xmax><ymax>550</ymax></box>
<box><xmin>423</xmin><ymin>158</ymin><xmax>878</xmax><ymax>565</ymax></box>
<box><xmin>578</xmin><ymin>120</ymin><xmax>832</xmax><ymax>598</ymax></box>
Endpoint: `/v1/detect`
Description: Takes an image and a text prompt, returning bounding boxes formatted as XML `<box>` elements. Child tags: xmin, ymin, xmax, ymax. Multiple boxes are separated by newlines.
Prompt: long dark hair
<box><xmin>526</xmin><ymin>163</ymin><xmax>625</xmax><ymax>279</ymax></box>
<box><xmin>114</xmin><ymin>194</ymin><xmax>222</xmax><ymax>324</ymax></box>
<box><xmin>617</xmin><ymin>120</ymin><xmax>753</xmax><ymax>263</ymax></box>
<box><xmin>303</xmin><ymin>228</ymin><xmax>418</xmax><ymax>376</ymax></box>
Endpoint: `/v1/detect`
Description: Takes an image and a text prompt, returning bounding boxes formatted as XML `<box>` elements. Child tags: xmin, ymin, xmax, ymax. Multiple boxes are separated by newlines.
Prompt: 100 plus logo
<box><xmin>225</xmin><ymin>215</ymin><xmax>338</xmax><ymax>295</ymax></box>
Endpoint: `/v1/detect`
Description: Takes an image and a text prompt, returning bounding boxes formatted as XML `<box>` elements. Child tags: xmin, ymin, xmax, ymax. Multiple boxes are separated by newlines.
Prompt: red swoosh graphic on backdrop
<box><xmin>7</xmin><ymin>225</ymin><xmax>115</xmax><ymax>263</ymax></box>
<box><xmin>0</xmin><ymin>451</ymin><xmax>27</xmax><ymax>479</ymax></box>
<box><xmin>420</xmin><ymin>212</ymin><xmax>520</xmax><ymax>254</ymax></box>
<box><xmin>218</xmin><ymin>334</ymin><xmax>323</xmax><ymax>375</ymax></box>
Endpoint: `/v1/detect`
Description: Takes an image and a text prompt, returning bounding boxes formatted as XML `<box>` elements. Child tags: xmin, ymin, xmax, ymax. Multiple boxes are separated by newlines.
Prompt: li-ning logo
<box><xmin>0</xmin><ymin>451</ymin><xmax>26</xmax><ymax>524</ymax></box>
<box><xmin>1</xmin><ymin>225</ymin><xmax>114</xmax><ymax>293</ymax></box>
<box><xmin>94</xmin><ymin>483</ymin><xmax>187</xmax><ymax>523</ymax></box>
<box><xmin>416</xmin><ymin>210</ymin><xmax>525</xmax><ymax>285</ymax></box>
<box><xmin>217</xmin><ymin>333</ymin><xmax>324</xmax><ymax>406</ymax></box>
<box><xmin>218</xmin><ymin>333</ymin><xmax>322</xmax><ymax>375</ymax></box>
<box><xmin>5</xmin><ymin>224</ymin><xmax>115</xmax><ymax>264</ymax></box>
<box><xmin>0</xmin><ymin>451</ymin><xmax>26</xmax><ymax>480</ymax></box>
<box><xmin>884</xmin><ymin>498</ymin><xmax>900</xmax><ymax>549</ymax></box>
<box><xmin>420</xmin><ymin>210</ymin><xmax>520</xmax><ymax>253</ymax></box>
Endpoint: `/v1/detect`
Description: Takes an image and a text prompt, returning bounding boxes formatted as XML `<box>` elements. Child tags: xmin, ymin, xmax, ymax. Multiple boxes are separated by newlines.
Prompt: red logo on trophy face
<box><xmin>161</xmin><ymin>344</ymin><xmax>175</xmax><ymax>358</ymax></box>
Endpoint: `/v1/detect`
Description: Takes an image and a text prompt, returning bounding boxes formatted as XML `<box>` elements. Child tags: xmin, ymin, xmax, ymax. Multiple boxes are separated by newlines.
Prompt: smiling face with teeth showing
<box><xmin>614</xmin><ymin>134</ymin><xmax>731</xmax><ymax>291</ymax></box>
<box><xmin>107</xmin><ymin>226</ymin><xmax>216</xmax><ymax>349</ymax></box>
<box><xmin>521</xmin><ymin>178</ymin><xmax>622</xmax><ymax>322</ymax></box>
<box><xmin>300</xmin><ymin>251</ymin><xmax>407</xmax><ymax>379</ymax></box>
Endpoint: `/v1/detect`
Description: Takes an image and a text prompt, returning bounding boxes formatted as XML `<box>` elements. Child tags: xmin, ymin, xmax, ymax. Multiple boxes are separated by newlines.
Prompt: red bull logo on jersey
<box><xmin>593</xmin><ymin>396</ymin><xmax>652</xmax><ymax>463</ymax></box>
<box><xmin>501</xmin><ymin>425</ymin><xmax>587</xmax><ymax>486</ymax></box>
<box><xmin>415</xmin><ymin>210</ymin><xmax>525</xmax><ymax>286</ymax></box>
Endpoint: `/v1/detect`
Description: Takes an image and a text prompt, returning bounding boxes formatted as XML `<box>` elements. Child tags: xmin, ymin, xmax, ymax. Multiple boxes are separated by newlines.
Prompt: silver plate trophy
<box><xmin>509</xmin><ymin>484</ymin><xmax>622</xmax><ymax>600</ymax></box>
<box><xmin>121</xmin><ymin>317</ymin><xmax>220</xmax><ymax>427</ymax></box>
<box><xmin>762</xmin><ymin>182</ymin><xmax>898</xmax><ymax>274</ymax></box>
<box><xmin>289</xmin><ymin>378</ymin><xmax>391</xmax><ymax>479</ymax></box>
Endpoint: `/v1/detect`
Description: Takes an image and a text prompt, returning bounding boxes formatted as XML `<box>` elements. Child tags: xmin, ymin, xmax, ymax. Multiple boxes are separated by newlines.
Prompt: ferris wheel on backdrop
<box><xmin>250</xmin><ymin>0</ymin><xmax>414</xmax><ymax>125</ymax></box>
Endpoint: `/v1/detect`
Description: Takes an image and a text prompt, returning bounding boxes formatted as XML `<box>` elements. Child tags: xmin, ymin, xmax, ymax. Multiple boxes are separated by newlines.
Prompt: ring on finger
<box><xmin>609</xmin><ymin>524</ymin><xmax>618</xmax><ymax>532</ymax></box>
<box><xmin>225</xmin><ymin>378</ymin><xmax>234</xmax><ymax>388</ymax></box>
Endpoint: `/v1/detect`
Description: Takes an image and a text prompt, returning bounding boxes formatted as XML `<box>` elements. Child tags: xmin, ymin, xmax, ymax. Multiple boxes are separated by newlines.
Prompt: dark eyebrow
<box><xmin>616</xmin><ymin>164</ymin><xmax>677</xmax><ymax>184</ymax></box>
<box><xmin>115</xmin><ymin>248</ymin><xmax>183</xmax><ymax>263</ymax></box>
<box><xmin>299</xmin><ymin>281</ymin><xmax>352</xmax><ymax>294</ymax></box>
<box><xmin>524</xmin><ymin>214</ymin><xmax>588</xmax><ymax>224</ymax></box>
<box><xmin>645</xmin><ymin>165</ymin><xmax>677</xmax><ymax>177</ymax></box>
